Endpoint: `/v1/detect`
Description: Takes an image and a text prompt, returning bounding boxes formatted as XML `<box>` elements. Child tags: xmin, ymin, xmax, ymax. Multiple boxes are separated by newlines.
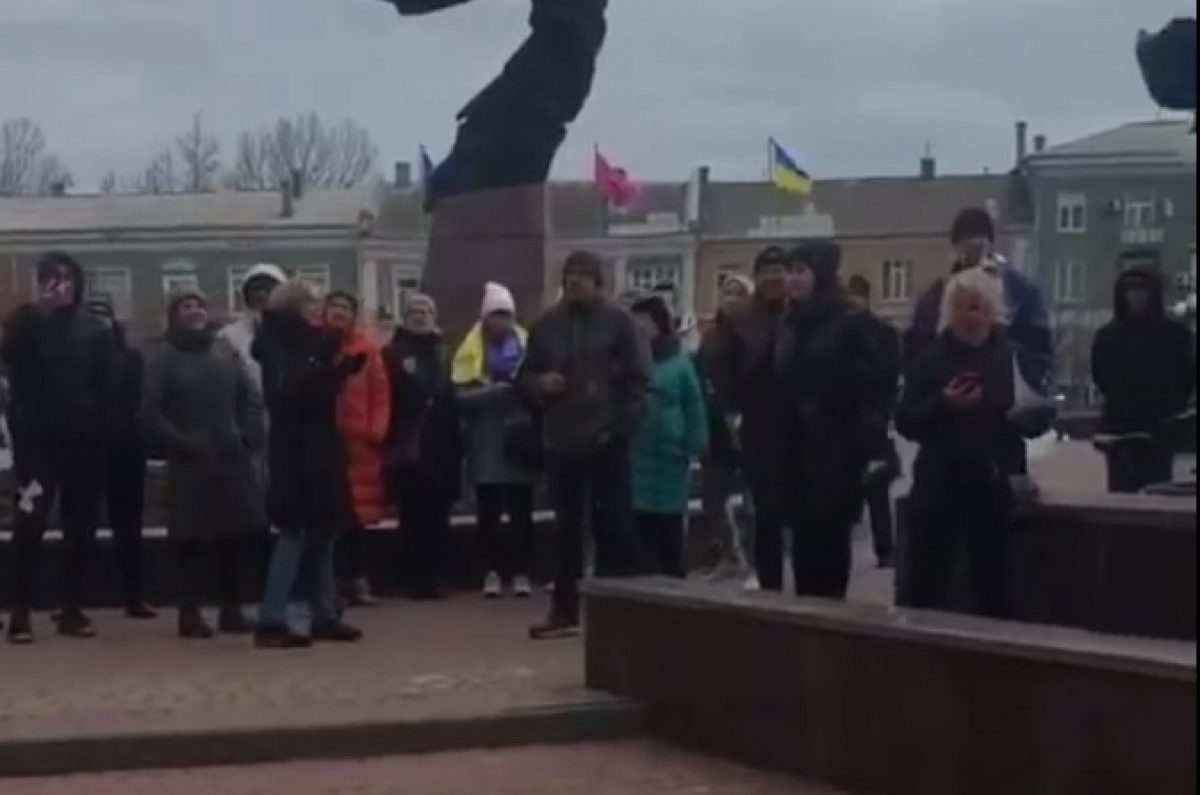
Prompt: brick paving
<box><xmin>0</xmin><ymin>741</ymin><xmax>840</xmax><ymax>795</ymax></box>
<box><xmin>0</xmin><ymin>598</ymin><xmax>588</xmax><ymax>741</ymax></box>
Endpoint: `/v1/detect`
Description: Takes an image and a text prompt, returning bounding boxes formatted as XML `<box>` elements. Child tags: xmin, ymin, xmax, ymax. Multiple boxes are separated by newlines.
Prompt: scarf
<box><xmin>451</xmin><ymin>322</ymin><xmax>528</xmax><ymax>385</ymax></box>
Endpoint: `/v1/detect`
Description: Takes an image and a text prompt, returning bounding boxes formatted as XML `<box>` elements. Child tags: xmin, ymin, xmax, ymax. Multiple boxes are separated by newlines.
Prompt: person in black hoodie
<box><xmin>708</xmin><ymin>247</ymin><xmax>794</xmax><ymax>592</ymax></box>
<box><xmin>253</xmin><ymin>280</ymin><xmax>364</xmax><ymax>649</ymax></box>
<box><xmin>382</xmin><ymin>293</ymin><xmax>464</xmax><ymax>600</ymax></box>
<box><xmin>846</xmin><ymin>275</ymin><xmax>902</xmax><ymax>569</ymax></box>
<box><xmin>3</xmin><ymin>252</ymin><xmax>115</xmax><ymax>643</ymax></box>
<box><xmin>86</xmin><ymin>295</ymin><xmax>156</xmax><ymax>620</ymax></box>
<box><xmin>1091</xmin><ymin>266</ymin><xmax>1195</xmax><ymax>493</ymax></box>
<box><xmin>896</xmin><ymin>267</ymin><xmax>1021</xmax><ymax>618</ymax></box>
<box><xmin>776</xmin><ymin>242</ymin><xmax>891</xmax><ymax>599</ymax></box>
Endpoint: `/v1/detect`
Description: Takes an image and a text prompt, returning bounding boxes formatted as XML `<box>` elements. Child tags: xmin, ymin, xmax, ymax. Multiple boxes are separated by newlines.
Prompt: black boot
<box><xmin>528</xmin><ymin>610</ymin><xmax>580</xmax><ymax>640</ymax></box>
<box><xmin>178</xmin><ymin>608</ymin><xmax>214</xmax><ymax>640</ymax></box>
<box><xmin>126</xmin><ymin>601</ymin><xmax>158</xmax><ymax>620</ymax></box>
<box><xmin>6</xmin><ymin>610</ymin><xmax>33</xmax><ymax>645</ymax></box>
<box><xmin>311</xmin><ymin>620</ymin><xmax>364</xmax><ymax>643</ymax></box>
<box><xmin>254</xmin><ymin>624</ymin><xmax>313</xmax><ymax>649</ymax></box>
<box><xmin>217</xmin><ymin>607</ymin><xmax>254</xmax><ymax>635</ymax></box>
<box><xmin>56</xmin><ymin>609</ymin><xmax>97</xmax><ymax>639</ymax></box>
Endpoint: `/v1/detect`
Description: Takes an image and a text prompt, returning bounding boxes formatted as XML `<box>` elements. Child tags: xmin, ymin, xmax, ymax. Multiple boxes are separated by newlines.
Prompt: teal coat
<box><xmin>631</xmin><ymin>346</ymin><xmax>709</xmax><ymax>514</ymax></box>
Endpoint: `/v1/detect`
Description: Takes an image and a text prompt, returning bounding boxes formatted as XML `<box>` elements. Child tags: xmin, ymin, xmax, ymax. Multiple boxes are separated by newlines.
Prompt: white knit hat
<box><xmin>481</xmin><ymin>282</ymin><xmax>516</xmax><ymax>317</ymax></box>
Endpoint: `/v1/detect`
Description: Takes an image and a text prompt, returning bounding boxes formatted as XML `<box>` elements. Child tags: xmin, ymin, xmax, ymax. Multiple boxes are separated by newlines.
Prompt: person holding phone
<box><xmin>897</xmin><ymin>267</ymin><xmax>1023</xmax><ymax>618</ymax></box>
<box><xmin>2</xmin><ymin>252</ymin><xmax>116</xmax><ymax>644</ymax></box>
<box><xmin>903</xmin><ymin>208</ymin><xmax>1053</xmax><ymax>477</ymax></box>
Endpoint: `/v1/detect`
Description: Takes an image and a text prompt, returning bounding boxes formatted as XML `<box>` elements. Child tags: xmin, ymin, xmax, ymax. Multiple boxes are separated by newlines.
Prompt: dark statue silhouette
<box><xmin>384</xmin><ymin>0</ymin><xmax>608</xmax><ymax>211</ymax></box>
<box><xmin>1136</xmin><ymin>18</ymin><xmax>1196</xmax><ymax>113</ymax></box>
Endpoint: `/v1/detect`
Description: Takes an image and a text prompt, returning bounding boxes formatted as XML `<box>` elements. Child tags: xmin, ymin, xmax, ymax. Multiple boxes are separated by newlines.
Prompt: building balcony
<box><xmin>1120</xmin><ymin>227</ymin><xmax>1165</xmax><ymax>246</ymax></box>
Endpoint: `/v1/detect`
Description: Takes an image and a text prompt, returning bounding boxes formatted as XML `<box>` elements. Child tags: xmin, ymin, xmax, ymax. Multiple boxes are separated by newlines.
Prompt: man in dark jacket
<box><xmin>86</xmin><ymin>296</ymin><xmax>156</xmax><ymax>619</ymax></box>
<box><xmin>1092</xmin><ymin>266</ymin><xmax>1195</xmax><ymax>493</ymax></box>
<box><xmin>904</xmin><ymin>208</ymin><xmax>1054</xmax><ymax>475</ymax></box>
<box><xmin>707</xmin><ymin>246</ymin><xmax>794</xmax><ymax>592</ymax></box>
<box><xmin>520</xmin><ymin>250</ymin><xmax>651</xmax><ymax>638</ymax></box>
<box><xmin>847</xmin><ymin>275</ymin><xmax>902</xmax><ymax>568</ymax></box>
<box><xmin>2</xmin><ymin>252</ymin><xmax>116</xmax><ymax>644</ymax></box>
<box><xmin>777</xmin><ymin>242</ymin><xmax>891</xmax><ymax>599</ymax></box>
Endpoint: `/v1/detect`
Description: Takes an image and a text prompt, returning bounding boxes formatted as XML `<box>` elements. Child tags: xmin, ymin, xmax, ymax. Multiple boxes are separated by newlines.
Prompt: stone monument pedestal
<box><xmin>422</xmin><ymin>185</ymin><xmax>548</xmax><ymax>340</ymax></box>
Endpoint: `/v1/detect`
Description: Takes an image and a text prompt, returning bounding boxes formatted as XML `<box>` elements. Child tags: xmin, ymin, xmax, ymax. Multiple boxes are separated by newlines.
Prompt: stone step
<box><xmin>0</xmin><ymin>697</ymin><xmax>645</xmax><ymax>779</ymax></box>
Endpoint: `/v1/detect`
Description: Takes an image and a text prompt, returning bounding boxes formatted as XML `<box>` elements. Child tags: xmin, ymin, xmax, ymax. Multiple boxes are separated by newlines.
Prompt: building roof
<box><xmin>1029</xmin><ymin>119</ymin><xmax>1196</xmax><ymax>169</ymax></box>
<box><xmin>547</xmin><ymin>181</ymin><xmax>689</xmax><ymax>237</ymax></box>
<box><xmin>705</xmin><ymin>174</ymin><xmax>1017</xmax><ymax>239</ymax></box>
<box><xmin>0</xmin><ymin>185</ymin><xmax>382</xmax><ymax>235</ymax></box>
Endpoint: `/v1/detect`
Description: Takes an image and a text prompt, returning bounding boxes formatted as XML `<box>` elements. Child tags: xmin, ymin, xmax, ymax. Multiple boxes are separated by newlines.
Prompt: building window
<box><xmin>227</xmin><ymin>266</ymin><xmax>252</xmax><ymax>313</ymax></box>
<box><xmin>295</xmin><ymin>265</ymin><xmax>331</xmax><ymax>297</ymax></box>
<box><xmin>626</xmin><ymin>257</ymin><xmax>682</xmax><ymax>294</ymax></box>
<box><xmin>161</xmin><ymin>272</ymin><xmax>199</xmax><ymax>299</ymax></box>
<box><xmin>716</xmin><ymin>265</ymin><xmax>747</xmax><ymax>294</ymax></box>
<box><xmin>85</xmin><ymin>267</ymin><xmax>133</xmax><ymax>320</ymax></box>
<box><xmin>392</xmin><ymin>270</ymin><xmax>422</xmax><ymax>322</ymax></box>
<box><xmin>881</xmin><ymin>260</ymin><xmax>913</xmax><ymax>303</ymax></box>
<box><xmin>1123</xmin><ymin>194</ymin><xmax>1157</xmax><ymax>229</ymax></box>
<box><xmin>1054</xmin><ymin>260</ymin><xmax>1086</xmax><ymax>305</ymax></box>
<box><xmin>1056</xmin><ymin>192</ymin><xmax>1087</xmax><ymax>234</ymax></box>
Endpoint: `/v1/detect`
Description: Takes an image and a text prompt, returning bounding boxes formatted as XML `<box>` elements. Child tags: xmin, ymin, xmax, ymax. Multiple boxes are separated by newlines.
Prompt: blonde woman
<box><xmin>896</xmin><ymin>267</ymin><xmax>1018</xmax><ymax>619</ymax></box>
<box><xmin>252</xmin><ymin>280</ymin><xmax>365</xmax><ymax>648</ymax></box>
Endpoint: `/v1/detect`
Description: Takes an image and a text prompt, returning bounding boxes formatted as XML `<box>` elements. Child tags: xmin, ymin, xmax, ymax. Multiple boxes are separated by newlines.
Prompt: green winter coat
<box><xmin>631</xmin><ymin>343</ymin><xmax>708</xmax><ymax>515</ymax></box>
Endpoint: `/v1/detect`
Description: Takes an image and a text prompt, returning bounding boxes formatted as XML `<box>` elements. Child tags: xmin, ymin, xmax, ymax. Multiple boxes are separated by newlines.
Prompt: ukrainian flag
<box><xmin>769</xmin><ymin>138</ymin><xmax>813</xmax><ymax>195</ymax></box>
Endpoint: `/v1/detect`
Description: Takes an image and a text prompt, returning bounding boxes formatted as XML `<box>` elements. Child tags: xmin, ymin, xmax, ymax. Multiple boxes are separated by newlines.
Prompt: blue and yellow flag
<box><xmin>769</xmin><ymin>138</ymin><xmax>813</xmax><ymax>195</ymax></box>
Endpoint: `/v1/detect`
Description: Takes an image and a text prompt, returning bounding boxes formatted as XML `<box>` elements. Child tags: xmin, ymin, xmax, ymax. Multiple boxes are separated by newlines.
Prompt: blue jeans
<box><xmin>258</xmin><ymin>532</ymin><xmax>337</xmax><ymax>628</ymax></box>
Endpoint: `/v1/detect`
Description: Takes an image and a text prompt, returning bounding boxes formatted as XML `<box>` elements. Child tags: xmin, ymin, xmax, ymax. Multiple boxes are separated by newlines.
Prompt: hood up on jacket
<box><xmin>1113</xmin><ymin>264</ymin><xmax>1168</xmax><ymax>321</ymax></box>
<box><xmin>36</xmin><ymin>251</ymin><xmax>87</xmax><ymax>310</ymax></box>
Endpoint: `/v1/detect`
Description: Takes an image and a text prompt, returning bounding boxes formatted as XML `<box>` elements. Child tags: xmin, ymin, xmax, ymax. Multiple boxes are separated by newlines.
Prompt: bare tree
<box><xmin>227</xmin><ymin>113</ymin><xmax>379</xmax><ymax>190</ymax></box>
<box><xmin>0</xmin><ymin>117</ymin><xmax>74</xmax><ymax>196</ymax></box>
<box><xmin>175</xmin><ymin>112</ymin><xmax>221</xmax><ymax>192</ymax></box>
<box><xmin>126</xmin><ymin>150</ymin><xmax>179</xmax><ymax>195</ymax></box>
<box><xmin>98</xmin><ymin>169</ymin><xmax>120</xmax><ymax>194</ymax></box>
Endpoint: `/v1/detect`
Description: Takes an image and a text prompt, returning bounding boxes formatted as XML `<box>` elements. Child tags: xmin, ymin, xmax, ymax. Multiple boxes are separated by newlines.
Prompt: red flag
<box><xmin>593</xmin><ymin>148</ymin><xmax>640</xmax><ymax>208</ymax></box>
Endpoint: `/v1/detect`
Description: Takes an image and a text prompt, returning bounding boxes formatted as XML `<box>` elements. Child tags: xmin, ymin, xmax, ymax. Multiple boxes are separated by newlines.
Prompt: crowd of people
<box><xmin>1</xmin><ymin>204</ymin><xmax>1193</xmax><ymax>646</ymax></box>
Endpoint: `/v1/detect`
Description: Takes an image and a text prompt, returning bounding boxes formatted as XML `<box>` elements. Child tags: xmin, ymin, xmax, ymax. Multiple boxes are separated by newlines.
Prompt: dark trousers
<box><xmin>865</xmin><ymin>482</ymin><xmax>894</xmax><ymax>561</ymax></box>
<box><xmin>106</xmin><ymin>444</ymin><xmax>147</xmax><ymax>606</ymax></box>
<box><xmin>546</xmin><ymin>440</ymin><xmax>640</xmax><ymax>623</ymax></box>
<box><xmin>393</xmin><ymin>467</ymin><xmax>453</xmax><ymax>595</ymax></box>
<box><xmin>476</xmin><ymin>484</ymin><xmax>535</xmax><ymax>579</ymax></box>
<box><xmin>9</xmin><ymin>442</ymin><xmax>103</xmax><ymax>614</ymax></box>
<box><xmin>746</xmin><ymin>464</ymin><xmax>787</xmax><ymax>592</ymax></box>
<box><xmin>634</xmin><ymin>512</ymin><xmax>685</xmax><ymax>578</ymax></box>
<box><xmin>335</xmin><ymin>525</ymin><xmax>369</xmax><ymax>582</ymax></box>
<box><xmin>905</xmin><ymin>475</ymin><xmax>1012</xmax><ymax>619</ymax></box>
<box><xmin>1105</xmin><ymin>438</ymin><xmax>1175</xmax><ymax>494</ymax></box>
<box><xmin>791</xmin><ymin>516</ymin><xmax>855</xmax><ymax>599</ymax></box>
<box><xmin>177</xmin><ymin>537</ymin><xmax>241</xmax><ymax>612</ymax></box>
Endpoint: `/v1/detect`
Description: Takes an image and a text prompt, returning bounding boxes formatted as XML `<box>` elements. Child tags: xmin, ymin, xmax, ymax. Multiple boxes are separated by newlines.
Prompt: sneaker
<box><xmin>529</xmin><ymin>614</ymin><xmax>580</xmax><ymax>640</ymax></box>
<box><xmin>311</xmin><ymin>620</ymin><xmax>363</xmax><ymax>643</ymax></box>
<box><xmin>56</xmin><ymin>610</ymin><xmax>96</xmax><ymax>639</ymax></box>
<box><xmin>178</xmin><ymin>610</ymin><xmax>214</xmax><ymax>640</ymax></box>
<box><xmin>126</xmin><ymin>602</ymin><xmax>159</xmax><ymax>620</ymax></box>
<box><xmin>6</xmin><ymin>611</ymin><xmax>33</xmax><ymax>645</ymax></box>
<box><xmin>742</xmin><ymin>574</ymin><xmax>761</xmax><ymax>592</ymax></box>
<box><xmin>217</xmin><ymin>608</ymin><xmax>254</xmax><ymax>635</ymax></box>
<box><xmin>254</xmin><ymin>625</ymin><xmax>313</xmax><ymax>649</ymax></box>
<box><xmin>483</xmin><ymin>571</ymin><xmax>503</xmax><ymax>599</ymax></box>
<box><xmin>512</xmin><ymin>575</ymin><xmax>533</xmax><ymax>598</ymax></box>
<box><xmin>347</xmin><ymin>577</ymin><xmax>379</xmax><ymax>608</ymax></box>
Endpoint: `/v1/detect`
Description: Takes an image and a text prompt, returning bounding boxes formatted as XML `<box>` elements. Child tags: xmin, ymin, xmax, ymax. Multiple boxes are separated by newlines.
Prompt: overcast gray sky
<box><xmin>1</xmin><ymin>0</ymin><xmax>1193</xmax><ymax>188</ymax></box>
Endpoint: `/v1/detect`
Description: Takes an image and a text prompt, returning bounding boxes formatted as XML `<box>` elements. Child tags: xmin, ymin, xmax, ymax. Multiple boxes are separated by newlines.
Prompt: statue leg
<box><xmin>423</xmin><ymin>0</ymin><xmax>608</xmax><ymax>209</ymax></box>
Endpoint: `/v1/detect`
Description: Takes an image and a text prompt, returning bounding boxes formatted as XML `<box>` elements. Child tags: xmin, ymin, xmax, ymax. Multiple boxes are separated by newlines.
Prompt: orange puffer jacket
<box><xmin>335</xmin><ymin>328</ymin><xmax>392</xmax><ymax>526</ymax></box>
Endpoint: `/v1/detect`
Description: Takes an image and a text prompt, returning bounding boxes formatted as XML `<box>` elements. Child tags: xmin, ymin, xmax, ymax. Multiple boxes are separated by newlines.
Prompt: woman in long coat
<box><xmin>324</xmin><ymin>291</ymin><xmax>391</xmax><ymax>606</ymax></box>
<box><xmin>143</xmin><ymin>287</ymin><xmax>266</xmax><ymax>639</ymax></box>
<box><xmin>253</xmin><ymin>280</ymin><xmax>364</xmax><ymax>649</ymax></box>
